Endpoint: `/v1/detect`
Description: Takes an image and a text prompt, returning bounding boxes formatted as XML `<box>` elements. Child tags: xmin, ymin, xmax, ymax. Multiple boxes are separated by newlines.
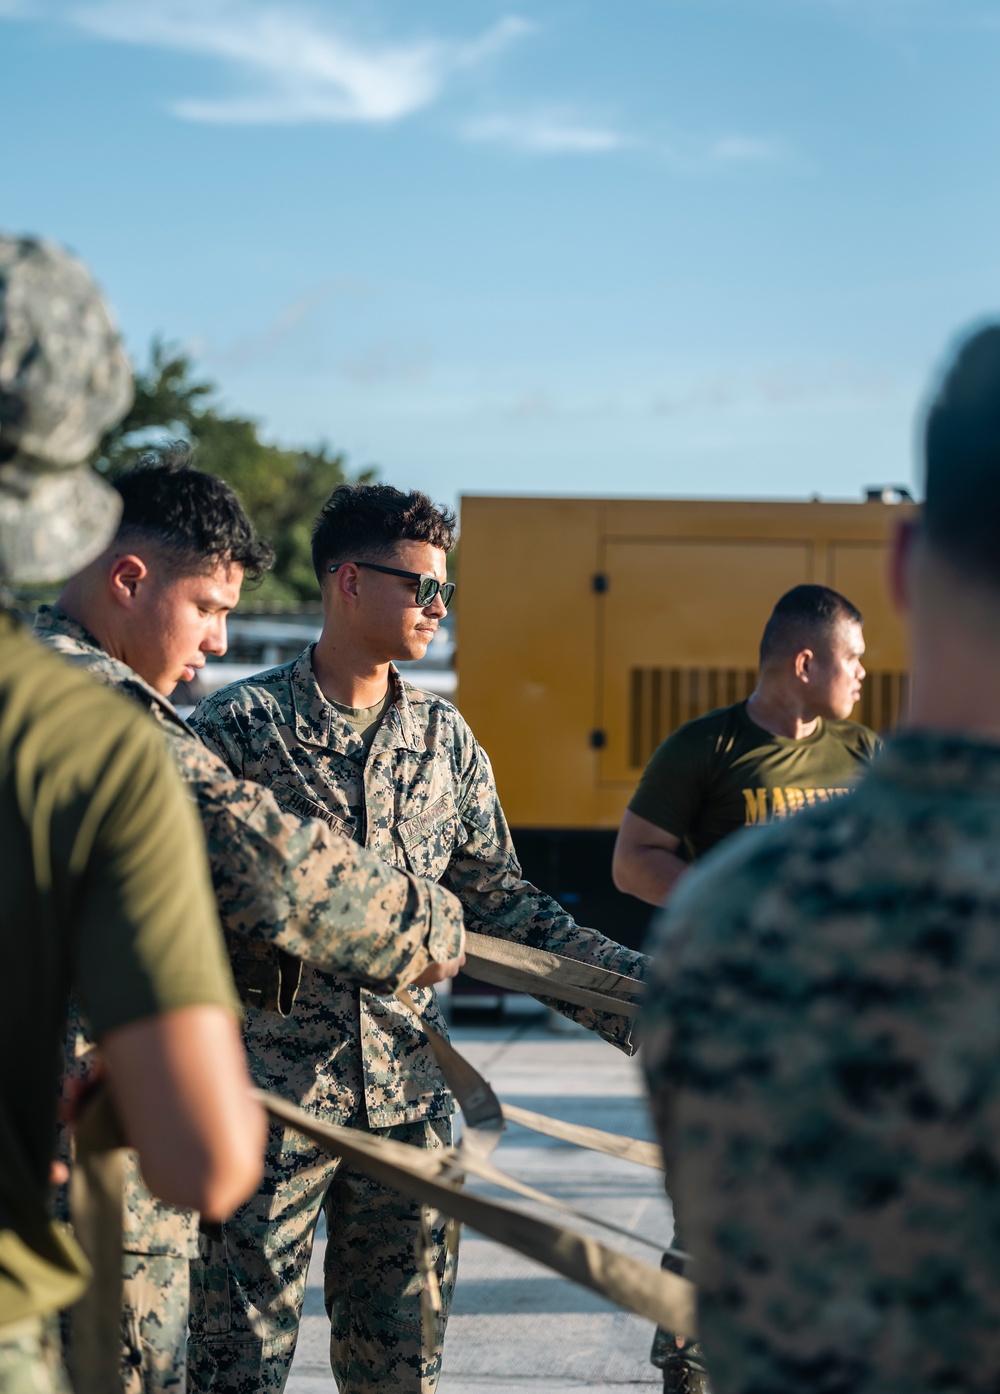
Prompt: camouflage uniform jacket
<box><xmin>35</xmin><ymin>606</ymin><xmax>464</xmax><ymax>1004</ymax></box>
<box><xmin>642</xmin><ymin>732</ymin><xmax>1000</xmax><ymax>1394</ymax></box>
<box><xmin>36</xmin><ymin>610</ymin><xmax>465</xmax><ymax>1253</ymax></box>
<box><xmin>191</xmin><ymin>646</ymin><xmax>647</xmax><ymax>1129</ymax></box>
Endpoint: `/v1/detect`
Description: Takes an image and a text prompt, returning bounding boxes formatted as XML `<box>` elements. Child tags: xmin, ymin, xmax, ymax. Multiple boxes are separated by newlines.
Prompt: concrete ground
<box><xmin>286</xmin><ymin>1009</ymin><xmax>672</xmax><ymax>1393</ymax></box>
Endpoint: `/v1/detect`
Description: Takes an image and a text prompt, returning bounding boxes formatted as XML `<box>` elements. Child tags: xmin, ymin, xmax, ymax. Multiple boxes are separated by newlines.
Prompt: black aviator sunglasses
<box><xmin>328</xmin><ymin>562</ymin><xmax>455</xmax><ymax>609</ymax></box>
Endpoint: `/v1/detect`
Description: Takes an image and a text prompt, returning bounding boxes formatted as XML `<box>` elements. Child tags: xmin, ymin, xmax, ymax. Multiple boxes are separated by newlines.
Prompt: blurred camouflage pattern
<box><xmin>121</xmin><ymin>1255</ymin><xmax>190</xmax><ymax>1394</ymax></box>
<box><xmin>0</xmin><ymin>1319</ymin><xmax>71</xmax><ymax>1394</ymax></box>
<box><xmin>642</xmin><ymin>732</ymin><xmax>1000</xmax><ymax>1394</ymax></box>
<box><xmin>0</xmin><ymin>236</ymin><xmax>132</xmax><ymax>583</ymax></box>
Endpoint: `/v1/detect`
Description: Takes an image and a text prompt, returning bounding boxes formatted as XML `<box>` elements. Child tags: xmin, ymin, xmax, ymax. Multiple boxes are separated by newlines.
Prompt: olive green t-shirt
<box><xmin>629</xmin><ymin>700</ymin><xmax>880</xmax><ymax>861</ymax></box>
<box><xmin>0</xmin><ymin>614</ymin><xmax>239</xmax><ymax>1325</ymax></box>
<box><xmin>331</xmin><ymin>687</ymin><xmax>395</xmax><ymax>759</ymax></box>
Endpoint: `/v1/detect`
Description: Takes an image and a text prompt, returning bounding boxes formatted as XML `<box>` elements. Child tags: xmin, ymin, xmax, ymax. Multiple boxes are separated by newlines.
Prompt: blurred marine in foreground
<box><xmin>642</xmin><ymin>321</ymin><xmax>1000</xmax><ymax>1394</ymax></box>
<box><xmin>616</xmin><ymin>581</ymin><xmax>878</xmax><ymax>1394</ymax></box>
<box><xmin>0</xmin><ymin>237</ymin><xmax>265</xmax><ymax>1393</ymax></box>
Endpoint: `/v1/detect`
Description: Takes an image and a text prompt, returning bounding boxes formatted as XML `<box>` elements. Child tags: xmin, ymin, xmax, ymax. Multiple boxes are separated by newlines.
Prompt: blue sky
<box><xmin>4</xmin><ymin>0</ymin><xmax>1000</xmax><ymax>509</ymax></box>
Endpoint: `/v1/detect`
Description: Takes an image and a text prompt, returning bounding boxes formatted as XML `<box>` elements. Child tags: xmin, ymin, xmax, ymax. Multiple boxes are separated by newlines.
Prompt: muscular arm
<box><xmin>612</xmin><ymin>809</ymin><xmax>690</xmax><ymax>906</ymax></box>
<box><xmin>101</xmin><ymin>1006</ymin><xmax>265</xmax><ymax>1219</ymax></box>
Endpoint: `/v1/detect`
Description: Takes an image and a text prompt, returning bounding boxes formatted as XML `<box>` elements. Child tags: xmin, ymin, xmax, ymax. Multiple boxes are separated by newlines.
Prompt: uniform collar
<box><xmin>35</xmin><ymin>602</ymin><xmax>107</xmax><ymax>656</ymax></box>
<box><xmin>290</xmin><ymin>644</ymin><xmax>423</xmax><ymax>754</ymax></box>
<box><xmin>33</xmin><ymin>603</ymin><xmax>193</xmax><ymax>734</ymax></box>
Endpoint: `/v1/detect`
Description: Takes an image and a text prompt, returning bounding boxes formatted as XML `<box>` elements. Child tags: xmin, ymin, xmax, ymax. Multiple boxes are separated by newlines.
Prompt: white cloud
<box><xmin>209</xmin><ymin>279</ymin><xmax>371</xmax><ymax>369</ymax></box>
<box><xmin>464</xmin><ymin>111</ymin><xmax>629</xmax><ymax>155</ymax></box>
<box><xmin>339</xmin><ymin>340</ymin><xmax>431</xmax><ymax>386</ymax></box>
<box><xmin>651</xmin><ymin>361</ymin><xmax>897</xmax><ymax>417</ymax></box>
<box><xmin>71</xmin><ymin>1</ymin><xmax>533</xmax><ymax>125</ymax></box>
<box><xmin>710</xmin><ymin>135</ymin><xmax>784</xmax><ymax>164</ymax></box>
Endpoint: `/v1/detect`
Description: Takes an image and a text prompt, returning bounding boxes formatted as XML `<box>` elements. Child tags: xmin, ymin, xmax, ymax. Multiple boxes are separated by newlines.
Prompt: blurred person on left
<box><xmin>0</xmin><ymin>235</ymin><xmax>265</xmax><ymax>1394</ymax></box>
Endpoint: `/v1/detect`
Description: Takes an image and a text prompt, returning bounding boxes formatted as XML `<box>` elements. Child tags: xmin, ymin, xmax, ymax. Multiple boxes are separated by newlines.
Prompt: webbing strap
<box><xmin>397</xmin><ymin>987</ymin><xmax>504</xmax><ymax>1163</ymax></box>
<box><xmin>68</xmin><ymin>1089</ymin><xmax>128</xmax><ymax>1394</ymax></box>
<box><xmin>450</xmin><ymin>1145</ymin><xmax>670</xmax><ymax>1255</ymax></box>
<box><xmin>257</xmin><ymin>1088</ymin><xmax>696</xmax><ymax>1337</ymax></box>
<box><xmin>501</xmin><ymin>1103</ymin><xmax>664</xmax><ymax>1172</ymax></box>
<box><xmin>394</xmin><ymin>985</ymin><xmax>667</xmax><ymax>1254</ymax></box>
<box><xmin>460</xmin><ymin>932</ymin><xmax>644</xmax><ymax>1019</ymax></box>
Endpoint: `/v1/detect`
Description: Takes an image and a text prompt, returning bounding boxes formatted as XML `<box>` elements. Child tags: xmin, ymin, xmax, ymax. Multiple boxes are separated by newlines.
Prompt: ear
<box><xmin>331</xmin><ymin>562</ymin><xmax>362</xmax><ymax>606</ymax></box>
<box><xmin>108</xmin><ymin>553</ymin><xmax>149</xmax><ymax>608</ymax></box>
<box><xmin>794</xmin><ymin>647</ymin><xmax>814</xmax><ymax>682</ymax></box>
<box><xmin>889</xmin><ymin>514</ymin><xmax>917</xmax><ymax>618</ymax></box>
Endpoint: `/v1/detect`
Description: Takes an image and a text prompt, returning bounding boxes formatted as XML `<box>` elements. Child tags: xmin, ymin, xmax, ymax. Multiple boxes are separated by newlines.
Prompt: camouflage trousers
<box><xmin>0</xmin><ymin>1318</ymin><xmax>71</xmax><ymax>1394</ymax></box>
<box><xmin>57</xmin><ymin>1252</ymin><xmax>190</xmax><ymax>1394</ymax></box>
<box><xmin>55</xmin><ymin>1152</ymin><xmax>195</xmax><ymax>1394</ymax></box>
<box><xmin>187</xmin><ymin>1113</ymin><xmax>457</xmax><ymax>1394</ymax></box>
<box><xmin>120</xmin><ymin>1254</ymin><xmax>190</xmax><ymax>1394</ymax></box>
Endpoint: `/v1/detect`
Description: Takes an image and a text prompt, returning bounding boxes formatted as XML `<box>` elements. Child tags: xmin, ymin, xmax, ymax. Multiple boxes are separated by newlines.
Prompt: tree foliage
<box><xmin>99</xmin><ymin>340</ymin><xmax>374</xmax><ymax>610</ymax></box>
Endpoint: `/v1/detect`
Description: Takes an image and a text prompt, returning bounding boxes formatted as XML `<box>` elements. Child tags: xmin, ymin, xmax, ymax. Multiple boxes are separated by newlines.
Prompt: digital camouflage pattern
<box><xmin>187</xmin><ymin>647</ymin><xmax>647</xmax><ymax>1392</ymax></box>
<box><xmin>56</xmin><ymin>1010</ymin><xmax>188</xmax><ymax>1394</ymax></box>
<box><xmin>642</xmin><ymin>732</ymin><xmax>1000</xmax><ymax>1394</ymax></box>
<box><xmin>35</xmin><ymin>606</ymin><xmax>465</xmax><ymax>1004</ymax></box>
<box><xmin>35</xmin><ymin>607</ymin><xmax>465</xmax><ymax>1394</ymax></box>
<box><xmin>121</xmin><ymin>1256</ymin><xmax>190</xmax><ymax>1394</ymax></box>
<box><xmin>188</xmin><ymin>1116</ymin><xmax>455</xmax><ymax>1394</ymax></box>
<box><xmin>0</xmin><ymin>236</ymin><xmax>131</xmax><ymax>584</ymax></box>
<box><xmin>191</xmin><ymin>647</ymin><xmax>645</xmax><ymax>1130</ymax></box>
<box><xmin>644</xmin><ymin>706</ymin><xmax>880</xmax><ymax>1391</ymax></box>
<box><xmin>0</xmin><ymin>1319</ymin><xmax>72</xmax><ymax>1394</ymax></box>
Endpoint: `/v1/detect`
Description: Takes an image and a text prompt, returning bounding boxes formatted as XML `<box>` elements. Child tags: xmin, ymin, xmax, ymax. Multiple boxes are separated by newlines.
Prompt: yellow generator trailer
<box><xmin>455</xmin><ymin>493</ymin><xmax>914</xmax><ymax>950</ymax></box>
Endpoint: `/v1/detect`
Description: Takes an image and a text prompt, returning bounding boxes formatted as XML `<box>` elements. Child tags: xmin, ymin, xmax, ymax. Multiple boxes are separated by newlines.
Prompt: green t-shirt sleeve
<box><xmin>71</xmin><ymin>713</ymin><xmax>239</xmax><ymax>1038</ymax></box>
<box><xmin>628</xmin><ymin>723</ymin><xmax>711</xmax><ymax>839</ymax></box>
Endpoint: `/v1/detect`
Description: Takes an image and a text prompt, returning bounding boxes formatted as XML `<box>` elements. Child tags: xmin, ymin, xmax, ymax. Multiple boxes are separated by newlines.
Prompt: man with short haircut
<box><xmin>36</xmin><ymin>452</ymin><xmax>464</xmax><ymax>1394</ymax></box>
<box><xmin>189</xmin><ymin>483</ymin><xmax>647</xmax><ymax>1394</ymax></box>
<box><xmin>614</xmin><ymin>584</ymin><xmax>877</xmax><ymax>907</ymax></box>
<box><xmin>0</xmin><ymin>236</ymin><xmax>264</xmax><ymax>1394</ymax></box>
<box><xmin>642</xmin><ymin>323</ymin><xmax>1000</xmax><ymax>1394</ymax></box>
<box><xmin>614</xmin><ymin>583</ymin><xmax>878</xmax><ymax>1393</ymax></box>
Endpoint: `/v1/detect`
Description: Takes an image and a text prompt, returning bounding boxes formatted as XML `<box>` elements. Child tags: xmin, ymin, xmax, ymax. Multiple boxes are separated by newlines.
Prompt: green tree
<box><xmin>99</xmin><ymin>340</ymin><xmax>374</xmax><ymax>610</ymax></box>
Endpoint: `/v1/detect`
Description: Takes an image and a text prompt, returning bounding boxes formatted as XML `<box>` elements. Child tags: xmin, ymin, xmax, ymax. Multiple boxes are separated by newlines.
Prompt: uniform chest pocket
<box><xmin>269</xmin><ymin>779</ymin><xmax>357</xmax><ymax>841</ymax></box>
<box><xmin>397</xmin><ymin>793</ymin><xmax>466</xmax><ymax>880</ymax></box>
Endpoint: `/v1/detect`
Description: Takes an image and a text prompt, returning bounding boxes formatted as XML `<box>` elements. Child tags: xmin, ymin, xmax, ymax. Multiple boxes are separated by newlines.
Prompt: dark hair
<box><xmin>759</xmin><ymin>584</ymin><xmax>863</xmax><ymax>665</ymax></box>
<box><xmin>924</xmin><ymin>323</ymin><xmax>1000</xmax><ymax>588</ymax></box>
<box><xmin>112</xmin><ymin>442</ymin><xmax>274</xmax><ymax>581</ymax></box>
<box><xmin>311</xmin><ymin>483</ymin><xmax>456</xmax><ymax>580</ymax></box>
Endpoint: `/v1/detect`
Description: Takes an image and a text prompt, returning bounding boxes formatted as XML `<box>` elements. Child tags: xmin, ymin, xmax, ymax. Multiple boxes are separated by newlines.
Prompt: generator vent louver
<box><xmin>628</xmin><ymin>667</ymin><xmax>908</xmax><ymax>768</ymax></box>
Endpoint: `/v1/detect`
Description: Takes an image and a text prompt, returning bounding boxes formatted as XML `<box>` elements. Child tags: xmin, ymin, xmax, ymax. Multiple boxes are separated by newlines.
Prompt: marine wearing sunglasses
<box><xmin>328</xmin><ymin>561</ymin><xmax>455</xmax><ymax>610</ymax></box>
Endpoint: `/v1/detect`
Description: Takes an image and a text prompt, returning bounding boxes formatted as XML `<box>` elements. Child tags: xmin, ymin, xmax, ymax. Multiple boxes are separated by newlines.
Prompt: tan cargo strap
<box><xmin>398</xmin><ymin>975</ymin><xmax>663</xmax><ymax>1173</ymax></box>
<box><xmin>460</xmin><ymin>931</ymin><xmax>645</xmax><ymax>1020</ymax></box>
<box><xmin>502</xmin><ymin>1102</ymin><xmax>664</xmax><ymax>1172</ymax></box>
<box><xmin>443</xmin><ymin>1134</ymin><xmax>671</xmax><ymax>1255</ymax></box>
<box><xmin>397</xmin><ymin>987</ymin><xmax>505</xmax><ymax>1164</ymax></box>
<box><xmin>395</xmin><ymin>985</ymin><xmax>670</xmax><ymax>1256</ymax></box>
<box><xmin>257</xmin><ymin>1088</ymin><xmax>696</xmax><ymax>1338</ymax></box>
<box><xmin>68</xmin><ymin>1088</ymin><xmax>128</xmax><ymax>1394</ymax></box>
